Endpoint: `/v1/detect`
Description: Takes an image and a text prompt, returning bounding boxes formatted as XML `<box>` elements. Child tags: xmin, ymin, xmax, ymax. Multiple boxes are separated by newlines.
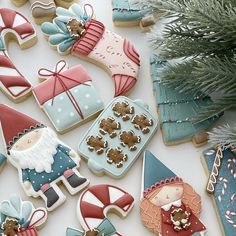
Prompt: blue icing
<box><xmin>42</xmin><ymin>83</ymin><xmax>104</xmax><ymax>132</ymax></box>
<box><xmin>143</xmin><ymin>150</ymin><xmax>177</xmax><ymax>190</ymax></box>
<box><xmin>0</xmin><ymin>154</ymin><xmax>6</xmax><ymax>167</ymax></box>
<box><xmin>203</xmin><ymin>148</ymin><xmax>236</xmax><ymax>236</ymax></box>
<box><xmin>112</xmin><ymin>0</ymin><xmax>148</xmax><ymax>22</ymax></box>
<box><xmin>150</xmin><ymin>54</ymin><xmax>220</xmax><ymax>144</ymax></box>
<box><xmin>78</xmin><ymin>96</ymin><xmax>158</xmax><ymax>178</ymax></box>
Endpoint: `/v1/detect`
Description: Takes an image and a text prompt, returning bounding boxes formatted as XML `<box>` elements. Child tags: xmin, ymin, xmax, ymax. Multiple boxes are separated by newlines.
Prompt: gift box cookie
<box><xmin>202</xmin><ymin>148</ymin><xmax>236</xmax><ymax>236</ymax></box>
<box><xmin>78</xmin><ymin>96</ymin><xmax>158</xmax><ymax>178</ymax></box>
<box><xmin>33</xmin><ymin>60</ymin><xmax>104</xmax><ymax>133</ymax></box>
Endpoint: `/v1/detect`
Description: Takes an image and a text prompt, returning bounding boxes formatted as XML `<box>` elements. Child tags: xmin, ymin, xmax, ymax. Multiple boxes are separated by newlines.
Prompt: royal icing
<box><xmin>150</xmin><ymin>54</ymin><xmax>221</xmax><ymax>146</ymax></box>
<box><xmin>41</xmin><ymin>3</ymin><xmax>140</xmax><ymax>97</ymax></box>
<box><xmin>33</xmin><ymin>60</ymin><xmax>104</xmax><ymax>133</ymax></box>
<box><xmin>140</xmin><ymin>151</ymin><xmax>206</xmax><ymax>235</ymax></box>
<box><xmin>0</xmin><ymin>104</ymin><xmax>89</xmax><ymax>211</ymax></box>
<box><xmin>0</xmin><ymin>8</ymin><xmax>36</xmax><ymax>102</ymax></box>
<box><xmin>78</xmin><ymin>96</ymin><xmax>158</xmax><ymax>178</ymax></box>
<box><xmin>77</xmin><ymin>184</ymin><xmax>134</xmax><ymax>236</ymax></box>
<box><xmin>203</xmin><ymin>148</ymin><xmax>236</xmax><ymax>236</ymax></box>
<box><xmin>0</xmin><ymin>194</ymin><xmax>47</xmax><ymax>236</ymax></box>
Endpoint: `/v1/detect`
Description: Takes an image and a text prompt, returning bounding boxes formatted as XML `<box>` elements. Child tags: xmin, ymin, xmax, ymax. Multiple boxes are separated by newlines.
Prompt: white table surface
<box><xmin>0</xmin><ymin>0</ymin><xmax>233</xmax><ymax>235</ymax></box>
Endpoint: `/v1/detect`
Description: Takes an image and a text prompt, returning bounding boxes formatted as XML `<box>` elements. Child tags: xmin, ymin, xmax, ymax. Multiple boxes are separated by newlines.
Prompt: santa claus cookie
<box><xmin>0</xmin><ymin>194</ymin><xmax>47</xmax><ymax>236</ymax></box>
<box><xmin>0</xmin><ymin>8</ymin><xmax>36</xmax><ymax>103</ymax></box>
<box><xmin>33</xmin><ymin>60</ymin><xmax>104</xmax><ymax>134</ymax></box>
<box><xmin>78</xmin><ymin>96</ymin><xmax>158</xmax><ymax>178</ymax></box>
<box><xmin>67</xmin><ymin>184</ymin><xmax>134</xmax><ymax>236</ymax></box>
<box><xmin>150</xmin><ymin>54</ymin><xmax>221</xmax><ymax>147</ymax></box>
<box><xmin>202</xmin><ymin>148</ymin><xmax>236</xmax><ymax>236</ymax></box>
<box><xmin>41</xmin><ymin>3</ymin><xmax>140</xmax><ymax>97</ymax></box>
<box><xmin>0</xmin><ymin>104</ymin><xmax>89</xmax><ymax>211</ymax></box>
<box><xmin>112</xmin><ymin>0</ymin><xmax>155</xmax><ymax>32</ymax></box>
<box><xmin>140</xmin><ymin>151</ymin><xmax>207</xmax><ymax>236</ymax></box>
<box><xmin>11</xmin><ymin>0</ymin><xmax>75</xmax><ymax>25</ymax></box>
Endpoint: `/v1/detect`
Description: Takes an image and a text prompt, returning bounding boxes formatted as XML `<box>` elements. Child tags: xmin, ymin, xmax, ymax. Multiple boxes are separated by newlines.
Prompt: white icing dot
<box><xmin>58</xmin><ymin>108</ymin><xmax>62</xmax><ymax>112</ymax></box>
<box><xmin>60</xmin><ymin>96</ymin><xmax>64</xmax><ymax>100</ymax></box>
<box><xmin>52</xmin><ymin>170</ymin><xmax>54</xmax><ymax>173</ymax></box>
<box><xmin>42</xmin><ymin>176</ymin><xmax>45</xmax><ymax>178</ymax></box>
<box><xmin>60</xmin><ymin>166</ymin><xmax>63</xmax><ymax>168</ymax></box>
<box><xmin>85</xmin><ymin>93</ymin><xmax>90</xmax><ymax>98</ymax></box>
<box><xmin>58</xmin><ymin>173</ymin><xmax>60</xmax><ymax>176</ymax></box>
<box><xmin>34</xmin><ymin>173</ymin><xmax>37</xmax><ymax>176</ymax></box>
<box><xmin>60</xmin><ymin>157</ymin><xmax>62</xmax><ymax>160</ymax></box>
<box><xmin>32</xmin><ymin>181</ymin><xmax>35</xmax><ymax>184</ymax></box>
<box><xmin>97</xmin><ymin>99</ymin><xmax>101</xmax><ymax>104</ymax></box>
<box><xmin>56</xmin><ymin>119</ymin><xmax>60</xmax><ymax>124</ymax></box>
<box><xmin>70</xmin><ymin>112</ymin><xmax>75</xmax><ymax>117</ymax></box>
<box><xmin>49</xmin><ymin>179</ymin><xmax>51</xmax><ymax>181</ymax></box>
<box><xmin>74</xmin><ymin>89</ymin><xmax>78</xmax><ymax>93</ymax></box>
<box><xmin>67</xmin><ymin>167</ymin><xmax>69</xmax><ymax>170</ymax></box>
<box><xmin>84</xmin><ymin>105</ymin><xmax>89</xmax><ymax>110</ymax></box>
<box><xmin>69</xmin><ymin>160</ymin><xmax>71</xmax><ymax>162</ymax></box>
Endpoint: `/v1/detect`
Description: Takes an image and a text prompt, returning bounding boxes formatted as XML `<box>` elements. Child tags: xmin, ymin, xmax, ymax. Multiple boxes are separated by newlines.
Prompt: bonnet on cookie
<box><xmin>143</xmin><ymin>150</ymin><xmax>183</xmax><ymax>198</ymax></box>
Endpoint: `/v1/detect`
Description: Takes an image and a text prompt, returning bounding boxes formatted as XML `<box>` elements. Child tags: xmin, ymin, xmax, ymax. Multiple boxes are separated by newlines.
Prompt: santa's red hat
<box><xmin>0</xmin><ymin>104</ymin><xmax>44</xmax><ymax>150</ymax></box>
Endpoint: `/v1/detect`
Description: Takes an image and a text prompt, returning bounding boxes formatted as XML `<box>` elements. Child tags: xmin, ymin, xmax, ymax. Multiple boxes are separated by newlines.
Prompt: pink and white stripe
<box><xmin>217</xmin><ymin>177</ymin><xmax>228</xmax><ymax>202</ymax></box>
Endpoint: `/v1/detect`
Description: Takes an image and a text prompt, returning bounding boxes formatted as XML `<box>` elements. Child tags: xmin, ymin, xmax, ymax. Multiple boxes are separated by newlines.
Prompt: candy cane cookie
<box><xmin>77</xmin><ymin>184</ymin><xmax>135</xmax><ymax>236</ymax></box>
<box><xmin>0</xmin><ymin>8</ymin><xmax>36</xmax><ymax>103</ymax></box>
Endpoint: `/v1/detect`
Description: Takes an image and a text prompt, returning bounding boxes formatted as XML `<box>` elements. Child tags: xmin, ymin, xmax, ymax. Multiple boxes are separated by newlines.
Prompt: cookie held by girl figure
<box><xmin>11</xmin><ymin>0</ymin><xmax>76</xmax><ymax>24</ymax></box>
<box><xmin>0</xmin><ymin>8</ymin><xmax>36</xmax><ymax>103</ymax></box>
<box><xmin>0</xmin><ymin>194</ymin><xmax>47</xmax><ymax>236</ymax></box>
<box><xmin>140</xmin><ymin>151</ymin><xmax>206</xmax><ymax>235</ymax></box>
<box><xmin>67</xmin><ymin>184</ymin><xmax>134</xmax><ymax>236</ymax></box>
<box><xmin>41</xmin><ymin>3</ymin><xmax>140</xmax><ymax>97</ymax></box>
<box><xmin>0</xmin><ymin>104</ymin><xmax>89</xmax><ymax>211</ymax></box>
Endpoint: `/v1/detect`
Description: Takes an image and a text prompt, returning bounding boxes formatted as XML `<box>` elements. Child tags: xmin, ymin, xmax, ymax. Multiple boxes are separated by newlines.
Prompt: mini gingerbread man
<box><xmin>86</xmin><ymin>135</ymin><xmax>108</xmax><ymax>154</ymax></box>
<box><xmin>119</xmin><ymin>130</ymin><xmax>141</xmax><ymax>151</ymax></box>
<box><xmin>99</xmin><ymin>117</ymin><xmax>120</xmax><ymax>138</ymax></box>
<box><xmin>132</xmin><ymin>114</ymin><xmax>153</xmax><ymax>134</ymax></box>
<box><xmin>1</xmin><ymin>218</ymin><xmax>20</xmax><ymax>236</ymax></box>
<box><xmin>112</xmin><ymin>101</ymin><xmax>134</xmax><ymax>121</ymax></box>
<box><xmin>171</xmin><ymin>208</ymin><xmax>191</xmax><ymax>231</ymax></box>
<box><xmin>106</xmin><ymin>147</ymin><xmax>128</xmax><ymax>168</ymax></box>
<box><xmin>67</xmin><ymin>19</ymin><xmax>86</xmax><ymax>40</ymax></box>
<box><xmin>84</xmin><ymin>229</ymin><xmax>100</xmax><ymax>236</ymax></box>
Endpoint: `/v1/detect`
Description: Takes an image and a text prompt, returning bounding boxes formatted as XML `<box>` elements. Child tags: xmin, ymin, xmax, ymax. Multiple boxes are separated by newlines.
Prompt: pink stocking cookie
<box><xmin>41</xmin><ymin>3</ymin><xmax>140</xmax><ymax>97</ymax></box>
<box><xmin>0</xmin><ymin>104</ymin><xmax>89</xmax><ymax>211</ymax></box>
<box><xmin>0</xmin><ymin>8</ymin><xmax>36</xmax><ymax>103</ymax></box>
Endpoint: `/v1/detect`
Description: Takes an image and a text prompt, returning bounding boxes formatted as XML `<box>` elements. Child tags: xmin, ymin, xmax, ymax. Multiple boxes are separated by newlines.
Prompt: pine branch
<box><xmin>208</xmin><ymin>124</ymin><xmax>236</xmax><ymax>150</ymax></box>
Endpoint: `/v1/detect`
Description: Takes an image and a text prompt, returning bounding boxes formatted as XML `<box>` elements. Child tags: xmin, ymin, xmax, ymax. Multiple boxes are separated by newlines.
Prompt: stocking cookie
<box><xmin>76</xmin><ymin>184</ymin><xmax>134</xmax><ymax>236</ymax></box>
<box><xmin>132</xmin><ymin>114</ymin><xmax>153</xmax><ymax>134</ymax></box>
<box><xmin>106</xmin><ymin>147</ymin><xmax>128</xmax><ymax>168</ymax></box>
<box><xmin>41</xmin><ymin>3</ymin><xmax>140</xmax><ymax>97</ymax></box>
<box><xmin>86</xmin><ymin>135</ymin><xmax>108</xmax><ymax>154</ymax></box>
<box><xmin>78</xmin><ymin>96</ymin><xmax>158</xmax><ymax>178</ymax></box>
<box><xmin>140</xmin><ymin>150</ymin><xmax>207</xmax><ymax>235</ymax></box>
<box><xmin>112</xmin><ymin>101</ymin><xmax>134</xmax><ymax>121</ymax></box>
<box><xmin>202</xmin><ymin>148</ymin><xmax>236</xmax><ymax>236</ymax></box>
<box><xmin>151</xmin><ymin>54</ymin><xmax>221</xmax><ymax>147</ymax></box>
<box><xmin>11</xmin><ymin>0</ymin><xmax>75</xmax><ymax>25</ymax></box>
<box><xmin>33</xmin><ymin>60</ymin><xmax>104</xmax><ymax>134</ymax></box>
<box><xmin>0</xmin><ymin>194</ymin><xmax>47</xmax><ymax>236</ymax></box>
<box><xmin>0</xmin><ymin>8</ymin><xmax>36</xmax><ymax>103</ymax></box>
<box><xmin>99</xmin><ymin>117</ymin><xmax>120</xmax><ymax>138</ymax></box>
<box><xmin>112</xmin><ymin>0</ymin><xmax>155</xmax><ymax>31</ymax></box>
<box><xmin>119</xmin><ymin>130</ymin><xmax>141</xmax><ymax>151</ymax></box>
<box><xmin>0</xmin><ymin>104</ymin><xmax>89</xmax><ymax>211</ymax></box>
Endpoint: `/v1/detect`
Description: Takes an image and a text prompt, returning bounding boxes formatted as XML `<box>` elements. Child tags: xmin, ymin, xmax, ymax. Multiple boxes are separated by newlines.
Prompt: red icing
<box><xmin>18</xmin><ymin>228</ymin><xmax>38</xmax><ymax>236</ymax></box>
<box><xmin>72</xmin><ymin>19</ymin><xmax>105</xmax><ymax>56</ymax></box>
<box><xmin>123</xmin><ymin>39</ymin><xmax>140</xmax><ymax>66</ymax></box>
<box><xmin>0</xmin><ymin>51</ymin><xmax>31</xmax><ymax>97</ymax></box>
<box><xmin>0</xmin><ymin>8</ymin><xmax>35</xmax><ymax>39</ymax></box>
<box><xmin>34</xmin><ymin>64</ymin><xmax>92</xmax><ymax>105</ymax></box>
<box><xmin>0</xmin><ymin>104</ymin><xmax>41</xmax><ymax>147</ymax></box>
<box><xmin>89</xmin><ymin>185</ymin><xmax>111</xmax><ymax>207</ymax></box>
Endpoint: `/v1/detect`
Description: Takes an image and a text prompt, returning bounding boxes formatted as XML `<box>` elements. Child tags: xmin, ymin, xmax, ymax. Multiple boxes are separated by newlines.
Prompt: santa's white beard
<box><xmin>10</xmin><ymin>128</ymin><xmax>60</xmax><ymax>173</ymax></box>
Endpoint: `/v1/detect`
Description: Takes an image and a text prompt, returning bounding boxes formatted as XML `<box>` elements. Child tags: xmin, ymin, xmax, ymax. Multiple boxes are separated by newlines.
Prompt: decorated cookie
<box><xmin>150</xmin><ymin>54</ymin><xmax>221</xmax><ymax>147</ymax></box>
<box><xmin>0</xmin><ymin>194</ymin><xmax>47</xmax><ymax>236</ymax></box>
<box><xmin>11</xmin><ymin>0</ymin><xmax>75</xmax><ymax>25</ymax></box>
<box><xmin>33</xmin><ymin>60</ymin><xmax>104</xmax><ymax>134</ymax></box>
<box><xmin>41</xmin><ymin>3</ymin><xmax>140</xmax><ymax>97</ymax></box>
<box><xmin>140</xmin><ymin>151</ymin><xmax>207</xmax><ymax>235</ymax></box>
<box><xmin>78</xmin><ymin>96</ymin><xmax>158</xmax><ymax>178</ymax></box>
<box><xmin>99</xmin><ymin>117</ymin><xmax>121</xmax><ymax>138</ymax></box>
<box><xmin>0</xmin><ymin>104</ymin><xmax>89</xmax><ymax>211</ymax></box>
<box><xmin>132</xmin><ymin>114</ymin><xmax>153</xmax><ymax>134</ymax></box>
<box><xmin>0</xmin><ymin>8</ymin><xmax>36</xmax><ymax>103</ymax></box>
<box><xmin>112</xmin><ymin>0</ymin><xmax>155</xmax><ymax>31</ymax></box>
<box><xmin>202</xmin><ymin>148</ymin><xmax>236</xmax><ymax>236</ymax></box>
<box><xmin>69</xmin><ymin>184</ymin><xmax>134</xmax><ymax>236</ymax></box>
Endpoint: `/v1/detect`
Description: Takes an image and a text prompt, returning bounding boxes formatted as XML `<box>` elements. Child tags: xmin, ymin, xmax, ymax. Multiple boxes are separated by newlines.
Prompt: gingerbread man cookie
<box><xmin>0</xmin><ymin>104</ymin><xmax>89</xmax><ymax>211</ymax></box>
<box><xmin>0</xmin><ymin>8</ymin><xmax>36</xmax><ymax>103</ymax></box>
<box><xmin>132</xmin><ymin>114</ymin><xmax>154</xmax><ymax>134</ymax></box>
<box><xmin>41</xmin><ymin>4</ymin><xmax>140</xmax><ymax>97</ymax></box>
<box><xmin>86</xmin><ymin>135</ymin><xmax>108</xmax><ymax>154</ymax></box>
<box><xmin>99</xmin><ymin>117</ymin><xmax>121</xmax><ymax>138</ymax></box>
<box><xmin>11</xmin><ymin>0</ymin><xmax>75</xmax><ymax>25</ymax></box>
<box><xmin>106</xmin><ymin>147</ymin><xmax>128</xmax><ymax>168</ymax></box>
<box><xmin>78</xmin><ymin>96</ymin><xmax>158</xmax><ymax>178</ymax></box>
<box><xmin>119</xmin><ymin>130</ymin><xmax>141</xmax><ymax>151</ymax></box>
